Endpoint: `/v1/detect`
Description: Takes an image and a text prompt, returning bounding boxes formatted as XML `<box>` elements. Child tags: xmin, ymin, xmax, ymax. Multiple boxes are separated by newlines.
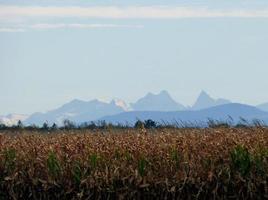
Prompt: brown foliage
<box><xmin>0</xmin><ymin>128</ymin><xmax>268</xmax><ymax>199</ymax></box>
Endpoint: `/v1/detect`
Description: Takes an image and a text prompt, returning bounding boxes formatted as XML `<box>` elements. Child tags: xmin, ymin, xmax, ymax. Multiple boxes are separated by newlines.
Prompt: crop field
<box><xmin>1</xmin><ymin>127</ymin><xmax>268</xmax><ymax>199</ymax></box>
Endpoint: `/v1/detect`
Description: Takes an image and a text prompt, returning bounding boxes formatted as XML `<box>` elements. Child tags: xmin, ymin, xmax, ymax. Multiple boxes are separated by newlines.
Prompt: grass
<box><xmin>0</xmin><ymin>127</ymin><xmax>268</xmax><ymax>199</ymax></box>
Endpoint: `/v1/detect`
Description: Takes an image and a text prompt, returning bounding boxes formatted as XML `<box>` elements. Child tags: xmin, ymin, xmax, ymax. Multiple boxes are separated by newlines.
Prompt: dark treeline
<box><xmin>0</xmin><ymin>117</ymin><xmax>267</xmax><ymax>132</ymax></box>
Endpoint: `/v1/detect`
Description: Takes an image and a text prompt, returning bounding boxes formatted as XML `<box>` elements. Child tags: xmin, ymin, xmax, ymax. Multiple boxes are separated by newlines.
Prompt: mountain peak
<box><xmin>25</xmin><ymin>98</ymin><xmax>125</xmax><ymax>126</ymax></box>
<box><xmin>192</xmin><ymin>91</ymin><xmax>231</xmax><ymax>110</ymax></box>
<box><xmin>144</xmin><ymin>92</ymin><xmax>154</xmax><ymax>97</ymax></box>
<box><xmin>145</xmin><ymin>90</ymin><xmax>171</xmax><ymax>98</ymax></box>
<box><xmin>69</xmin><ymin>99</ymin><xmax>85</xmax><ymax>104</ymax></box>
<box><xmin>91</xmin><ymin>99</ymin><xmax>103</xmax><ymax>103</ymax></box>
<box><xmin>131</xmin><ymin>91</ymin><xmax>185</xmax><ymax>111</ymax></box>
<box><xmin>159</xmin><ymin>90</ymin><xmax>169</xmax><ymax>96</ymax></box>
<box><xmin>198</xmin><ymin>90</ymin><xmax>212</xmax><ymax>99</ymax></box>
<box><xmin>58</xmin><ymin>99</ymin><xmax>87</xmax><ymax>110</ymax></box>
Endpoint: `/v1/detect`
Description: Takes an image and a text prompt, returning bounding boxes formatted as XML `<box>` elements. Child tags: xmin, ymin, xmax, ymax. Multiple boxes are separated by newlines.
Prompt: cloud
<box><xmin>0</xmin><ymin>27</ymin><xmax>25</xmax><ymax>32</ymax></box>
<box><xmin>0</xmin><ymin>23</ymin><xmax>143</xmax><ymax>32</ymax></box>
<box><xmin>1</xmin><ymin>5</ymin><xmax>267</xmax><ymax>32</ymax></box>
<box><xmin>29</xmin><ymin>23</ymin><xmax>144</xmax><ymax>30</ymax></box>
<box><xmin>0</xmin><ymin>5</ymin><xmax>268</xmax><ymax>20</ymax></box>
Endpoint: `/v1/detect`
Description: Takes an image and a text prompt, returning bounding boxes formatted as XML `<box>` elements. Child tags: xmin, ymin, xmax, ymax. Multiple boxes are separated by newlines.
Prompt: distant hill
<box><xmin>191</xmin><ymin>91</ymin><xmax>231</xmax><ymax>110</ymax></box>
<box><xmin>131</xmin><ymin>90</ymin><xmax>185</xmax><ymax>111</ymax></box>
<box><xmin>100</xmin><ymin>103</ymin><xmax>268</xmax><ymax>125</ymax></box>
<box><xmin>257</xmin><ymin>103</ymin><xmax>268</xmax><ymax>112</ymax></box>
<box><xmin>24</xmin><ymin>99</ymin><xmax>125</xmax><ymax>126</ymax></box>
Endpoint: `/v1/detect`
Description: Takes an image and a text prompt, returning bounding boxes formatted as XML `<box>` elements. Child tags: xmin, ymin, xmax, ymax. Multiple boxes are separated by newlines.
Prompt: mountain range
<box><xmin>100</xmin><ymin>103</ymin><xmax>268</xmax><ymax>125</ymax></box>
<box><xmin>24</xmin><ymin>99</ymin><xmax>125</xmax><ymax>125</ymax></box>
<box><xmin>2</xmin><ymin>90</ymin><xmax>268</xmax><ymax>126</ymax></box>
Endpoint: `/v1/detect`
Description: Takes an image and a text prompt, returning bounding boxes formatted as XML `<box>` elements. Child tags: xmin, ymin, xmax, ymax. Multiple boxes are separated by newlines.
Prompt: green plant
<box><xmin>125</xmin><ymin>151</ymin><xmax>132</xmax><ymax>162</ymax></box>
<box><xmin>138</xmin><ymin>157</ymin><xmax>147</xmax><ymax>177</ymax></box>
<box><xmin>47</xmin><ymin>150</ymin><xmax>61</xmax><ymax>178</ymax></box>
<box><xmin>0</xmin><ymin>128</ymin><xmax>268</xmax><ymax>199</ymax></box>
<box><xmin>72</xmin><ymin>161</ymin><xmax>83</xmax><ymax>185</ymax></box>
<box><xmin>171</xmin><ymin>148</ymin><xmax>180</xmax><ymax>169</ymax></box>
<box><xmin>252</xmin><ymin>147</ymin><xmax>268</xmax><ymax>175</ymax></box>
<box><xmin>230</xmin><ymin>145</ymin><xmax>251</xmax><ymax>176</ymax></box>
<box><xmin>114</xmin><ymin>149</ymin><xmax>121</xmax><ymax>160</ymax></box>
<box><xmin>3</xmin><ymin>148</ymin><xmax>16</xmax><ymax>172</ymax></box>
<box><xmin>89</xmin><ymin>154</ymin><xmax>98</xmax><ymax>169</ymax></box>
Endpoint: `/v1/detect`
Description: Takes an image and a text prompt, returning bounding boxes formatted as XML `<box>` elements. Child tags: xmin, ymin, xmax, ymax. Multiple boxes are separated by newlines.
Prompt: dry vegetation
<box><xmin>1</xmin><ymin>127</ymin><xmax>268</xmax><ymax>199</ymax></box>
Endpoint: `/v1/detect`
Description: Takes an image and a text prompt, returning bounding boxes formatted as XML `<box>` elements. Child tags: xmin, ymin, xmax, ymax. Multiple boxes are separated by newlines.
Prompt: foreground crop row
<box><xmin>0</xmin><ymin>128</ymin><xmax>268</xmax><ymax>199</ymax></box>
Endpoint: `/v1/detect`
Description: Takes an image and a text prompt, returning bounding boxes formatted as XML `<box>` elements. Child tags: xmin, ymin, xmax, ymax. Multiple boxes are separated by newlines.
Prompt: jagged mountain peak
<box><xmin>144</xmin><ymin>90</ymin><xmax>172</xmax><ymax>99</ymax></box>
<box><xmin>21</xmin><ymin>90</ymin><xmax>235</xmax><ymax>126</ymax></box>
<box><xmin>24</xmin><ymin>98</ymin><xmax>125</xmax><ymax>126</ymax></box>
<box><xmin>192</xmin><ymin>90</ymin><xmax>231</xmax><ymax>110</ymax></box>
<box><xmin>131</xmin><ymin>90</ymin><xmax>185</xmax><ymax>111</ymax></box>
<box><xmin>197</xmin><ymin>90</ymin><xmax>214</xmax><ymax>100</ymax></box>
<box><xmin>146</xmin><ymin>92</ymin><xmax>154</xmax><ymax>96</ymax></box>
<box><xmin>199</xmin><ymin>90</ymin><xmax>211</xmax><ymax>97</ymax></box>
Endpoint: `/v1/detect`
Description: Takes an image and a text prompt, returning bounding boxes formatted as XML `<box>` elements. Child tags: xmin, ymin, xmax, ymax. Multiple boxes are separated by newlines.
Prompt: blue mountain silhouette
<box><xmin>257</xmin><ymin>103</ymin><xmax>268</xmax><ymax>112</ymax></box>
<box><xmin>24</xmin><ymin>99</ymin><xmax>125</xmax><ymax>125</ymax></box>
<box><xmin>100</xmin><ymin>103</ymin><xmax>268</xmax><ymax>125</ymax></box>
<box><xmin>131</xmin><ymin>90</ymin><xmax>185</xmax><ymax>111</ymax></box>
<box><xmin>191</xmin><ymin>91</ymin><xmax>231</xmax><ymax>110</ymax></box>
<box><xmin>23</xmin><ymin>91</ymin><xmax>268</xmax><ymax>126</ymax></box>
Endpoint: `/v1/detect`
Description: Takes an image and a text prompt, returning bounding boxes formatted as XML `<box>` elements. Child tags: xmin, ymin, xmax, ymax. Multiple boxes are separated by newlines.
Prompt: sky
<box><xmin>1</xmin><ymin>0</ymin><xmax>268</xmax><ymax>115</ymax></box>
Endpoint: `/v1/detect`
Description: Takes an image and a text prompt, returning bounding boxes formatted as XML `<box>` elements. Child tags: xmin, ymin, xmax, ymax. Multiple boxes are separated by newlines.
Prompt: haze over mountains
<box><xmin>2</xmin><ymin>90</ymin><xmax>268</xmax><ymax>126</ymax></box>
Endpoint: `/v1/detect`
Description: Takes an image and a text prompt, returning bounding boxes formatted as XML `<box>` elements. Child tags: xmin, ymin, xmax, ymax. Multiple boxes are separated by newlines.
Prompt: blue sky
<box><xmin>1</xmin><ymin>0</ymin><xmax>268</xmax><ymax>115</ymax></box>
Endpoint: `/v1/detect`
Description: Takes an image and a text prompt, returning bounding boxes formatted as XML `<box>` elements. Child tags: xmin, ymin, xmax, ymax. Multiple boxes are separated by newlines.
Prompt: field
<box><xmin>1</xmin><ymin>127</ymin><xmax>268</xmax><ymax>199</ymax></box>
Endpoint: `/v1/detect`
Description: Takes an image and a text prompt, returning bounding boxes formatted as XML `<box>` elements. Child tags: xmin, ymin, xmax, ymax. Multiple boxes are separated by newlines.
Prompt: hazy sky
<box><xmin>1</xmin><ymin>0</ymin><xmax>268</xmax><ymax>115</ymax></box>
